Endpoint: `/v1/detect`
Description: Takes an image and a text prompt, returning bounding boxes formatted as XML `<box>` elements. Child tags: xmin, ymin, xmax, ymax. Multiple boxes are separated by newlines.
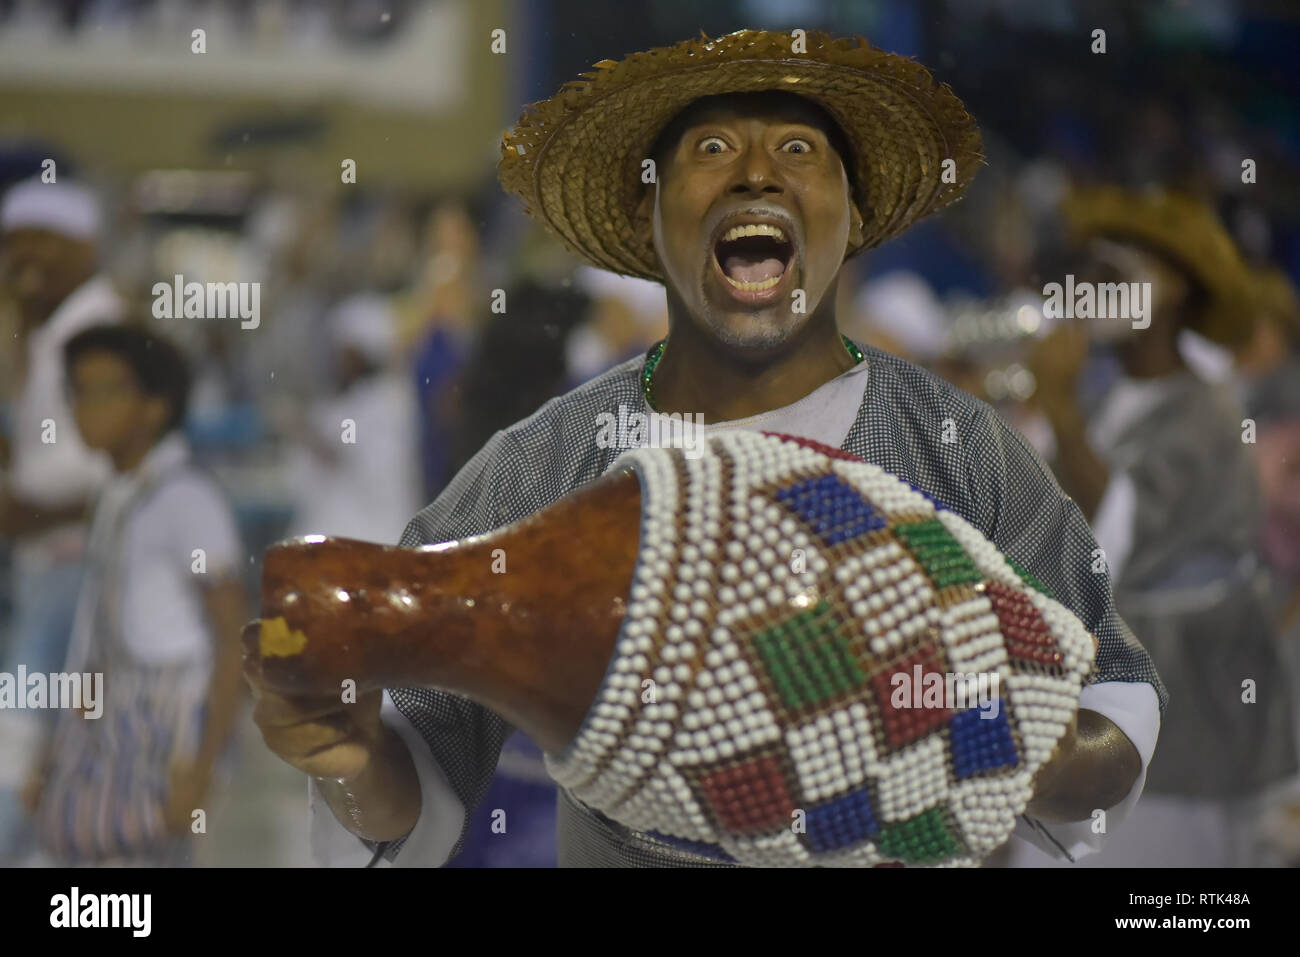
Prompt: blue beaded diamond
<box><xmin>804</xmin><ymin>787</ymin><xmax>881</xmax><ymax>853</ymax></box>
<box><xmin>774</xmin><ymin>474</ymin><xmax>888</xmax><ymax>546</ymax></box>
<box><xmin>904</xmin><ymin>480</ymin><xmax>950</xmax><ymax>511</ymax></box>
<box><xmin>948</xmin><ymin>705</ymin><xmax>1019</xmax><ymax>779</ymax></box>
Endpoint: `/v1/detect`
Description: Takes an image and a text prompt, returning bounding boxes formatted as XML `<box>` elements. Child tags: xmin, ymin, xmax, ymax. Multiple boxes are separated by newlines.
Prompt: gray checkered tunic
<box><xmin>381</xmin><ymin>341</ymin><xmax>1167</xmax><ymax>865</ymax></box>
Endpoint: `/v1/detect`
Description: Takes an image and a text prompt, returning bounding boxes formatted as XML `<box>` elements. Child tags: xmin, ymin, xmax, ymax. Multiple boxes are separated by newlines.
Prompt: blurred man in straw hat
<box><xmin>1233</xmin><ymin>265</ymin><xmax>1300</xmax><ymax>866</ymax></box>
<box><xmin>246</xmin><ymin>29</ymin><xmax>1164</xmax><ymax>868</ymax></box>
<box><xmin>1024</xmin><ymin>186</ymin><xmax>1297</xmax><ymax>866</ymax></box>
<box><xmin>1234</xmin><ymin>266</ymin><xmax>1300</xmax><ymax>631</ymax></box>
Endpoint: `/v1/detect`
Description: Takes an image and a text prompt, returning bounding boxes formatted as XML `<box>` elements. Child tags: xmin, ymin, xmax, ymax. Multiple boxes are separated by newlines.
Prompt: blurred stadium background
<box><xmin>1</xmin><ymin>0</ymin><xmax>1299</xmax><ymax>867</ymax></box>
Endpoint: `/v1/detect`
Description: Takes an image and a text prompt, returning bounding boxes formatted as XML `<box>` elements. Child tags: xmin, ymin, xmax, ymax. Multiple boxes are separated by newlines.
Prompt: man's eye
<box><xmin>782</xmin><ymin>139</ymin><xmax>812</xmax><ymax>154</ymax></box>
<box><xmin>698</xmin><ymin>137</ymin><xmax>728</xmax><ymax>154</ymax></box>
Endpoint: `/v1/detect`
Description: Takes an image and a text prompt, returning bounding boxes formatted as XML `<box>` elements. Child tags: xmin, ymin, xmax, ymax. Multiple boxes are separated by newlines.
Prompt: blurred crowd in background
<box><xmin>1</xmin><ymin>0</ymin><xmax>1299</xmax><ymax>867</ymax></box>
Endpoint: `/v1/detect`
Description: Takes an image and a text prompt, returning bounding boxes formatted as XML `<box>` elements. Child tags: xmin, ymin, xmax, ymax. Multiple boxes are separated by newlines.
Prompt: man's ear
<box><xmin>632</xmin><ymin>186</ymin><xmax>656</xmax><ymax>249</ymax></box>
<box><xmin>143</xmin><ymin>395</ymin><xmax>171</xmax><ymax>439</ymax></box>
<box><xmin>845</xmin><ymin>196</ymin><xmax>866</xmax><ymax>255</ymax></box>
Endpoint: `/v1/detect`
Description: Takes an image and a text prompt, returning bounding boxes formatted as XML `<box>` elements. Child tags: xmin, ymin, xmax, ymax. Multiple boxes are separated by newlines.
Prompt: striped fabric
<box><xmin>33</xmin><ymin>442</ymin><xmax>210</xmax><ymax>864</ymax></box>
<box><xmin>36</xmin><ymin>667</ymin><xmax>206</xmax><ymax>863</ymax></box>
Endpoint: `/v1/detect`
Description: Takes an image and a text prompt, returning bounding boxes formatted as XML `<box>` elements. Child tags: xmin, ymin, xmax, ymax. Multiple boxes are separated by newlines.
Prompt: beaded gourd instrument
<box><xmin>545</xmin><ymin>430</ymin><xmax>1097</xmax><ymax>867</ymax></box>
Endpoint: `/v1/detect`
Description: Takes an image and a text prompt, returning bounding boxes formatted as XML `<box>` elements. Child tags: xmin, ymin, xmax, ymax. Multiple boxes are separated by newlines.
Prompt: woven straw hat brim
<box><xmin>1063</xmin><ymin>186</ymin><xmax>1254</xmax><ymax>347</ymax></box>
<box><xmin>499</xmin><ymin>30</ymin><xmax>984</xmax><ymax>282</ymax></box>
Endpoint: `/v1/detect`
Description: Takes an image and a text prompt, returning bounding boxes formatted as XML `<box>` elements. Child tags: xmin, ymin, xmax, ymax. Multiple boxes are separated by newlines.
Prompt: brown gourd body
<box><xmin>254</xmin><ymin>467</ymin><xmax>642</xmax><ymax>753</ymax></box>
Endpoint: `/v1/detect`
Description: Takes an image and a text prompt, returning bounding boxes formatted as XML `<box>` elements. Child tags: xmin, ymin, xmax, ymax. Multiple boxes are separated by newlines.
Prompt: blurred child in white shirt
<box><xmin>23</xmin><ymin>324</ymin><xmax>247</xmax><ymax>864</ymax></box>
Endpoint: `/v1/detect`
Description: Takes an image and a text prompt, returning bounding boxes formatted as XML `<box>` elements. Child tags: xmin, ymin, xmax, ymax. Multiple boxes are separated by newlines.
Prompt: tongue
<box><xmin>723</xmin><ymin>255</ymin><xmax>784</xmax><ymax>283</ymax></box>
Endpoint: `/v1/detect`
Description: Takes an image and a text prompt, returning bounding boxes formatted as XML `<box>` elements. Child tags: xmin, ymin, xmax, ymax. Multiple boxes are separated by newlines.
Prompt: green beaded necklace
<box><xmin>641</xmin><ymin>334</ymin><xmax>865</xmax><ymax>412</ymax></box>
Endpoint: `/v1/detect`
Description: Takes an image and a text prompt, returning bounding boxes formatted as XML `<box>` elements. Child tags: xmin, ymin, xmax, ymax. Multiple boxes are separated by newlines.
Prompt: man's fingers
<box><xmin>240</xmin><ymin>620</ymin><xmax>261</xmax><ymax>656</ymax></box>
<box><xmin>241</xmin><ymin>621</ymin><xmax>266</xmax><ymax>696</ymax></box>
<box><xmin>259</xmin><ymin>718</ymin><xmax>373</xmax><ymax>779</ymax></box>
<box><xmin>240</xmin><ymin>616</ymin><xmax>379</xmax><ymax>779</ymax></box>
<box><xmin>242</xmin><ymin>613</ymin><xmax>385</xmax><ymax>781</ymax></box>
<box><xmin>241</xmin><ymin>646</ymin><xmax>263</xmax><ymax>694</ymax></box>
<box><xmin>295</xmin><ymin>742</ymin><xmax>372</xmax><ymax>780</ymax></box>
<box><xmin>253</xmin><ymin>688</ymin><xmax>359</xmax><ymax>729</ymax></box>
<box><xmin>259</xmin><ymin>711</ymin><xmax>357</xmax><ymax>759</ymax></box>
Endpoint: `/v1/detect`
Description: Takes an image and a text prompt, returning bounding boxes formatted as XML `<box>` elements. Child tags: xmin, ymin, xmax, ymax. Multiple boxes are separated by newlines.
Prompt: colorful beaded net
<box><xmin>545</xmin><ymin>431</ymin><xmax>1097</xmax><ymax>866</ymax></box>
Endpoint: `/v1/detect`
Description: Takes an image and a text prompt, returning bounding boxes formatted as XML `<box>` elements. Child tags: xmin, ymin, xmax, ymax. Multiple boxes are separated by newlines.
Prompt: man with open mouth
<box><xmin>257</xmin><ymin>29</ymin><xmax>1165</xmax><ymax>868</ymax></box>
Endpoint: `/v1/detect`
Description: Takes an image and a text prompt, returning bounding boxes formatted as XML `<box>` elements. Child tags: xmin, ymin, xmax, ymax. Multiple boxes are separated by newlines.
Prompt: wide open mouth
<box><xmin>713</xmin><ymin>223</ymin><xmax>794</xmax><ymax>292</ymax></box>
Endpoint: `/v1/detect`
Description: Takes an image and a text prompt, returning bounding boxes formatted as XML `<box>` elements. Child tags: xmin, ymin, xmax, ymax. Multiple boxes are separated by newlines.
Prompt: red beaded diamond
<box><xmin>698</xmin><ymin>755</ymin><xmax>796</xmax><ymax>834</ymax></box>
<box><xmin>869</xmin><ymin>644</ymin><xmax>953</xmax><ymax>750</ymax></box>
<box><xmin>986</xmin><ymin>581</ymin><xmax>1063</xmax><ymax>668</ymax></box>
<box><xmin>761</xmin><ymin>431</ymin><xmax>867</xmax><ymax>464</ymax></box>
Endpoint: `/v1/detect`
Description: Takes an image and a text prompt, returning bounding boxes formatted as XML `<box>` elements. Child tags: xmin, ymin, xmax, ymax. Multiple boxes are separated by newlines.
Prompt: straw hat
<box><xmin>1251</xmin><ymin>264</ymin><xmax>1299</xmax><ymax>333</ymax></box>
<box><xmin>1061</xmin><ymin>186</ymin><xmax>1254</xmax><ymax>347</ymax></box>
<box><xmin>498</xmin><ymin>29</ymin><xmax>983</xmax><ymax>282</ymax></box>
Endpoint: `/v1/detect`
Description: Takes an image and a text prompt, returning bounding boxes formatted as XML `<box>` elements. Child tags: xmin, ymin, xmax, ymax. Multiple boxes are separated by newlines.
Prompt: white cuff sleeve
<box><xmin>308</xmin><ymin>690</ymin><xmax>467</xmax><ymax>867</ymax></box>
<box><xmin>1011</xmin><ymin>680</ymin><xmax>1161</xmax><ymax>861</ymax></box>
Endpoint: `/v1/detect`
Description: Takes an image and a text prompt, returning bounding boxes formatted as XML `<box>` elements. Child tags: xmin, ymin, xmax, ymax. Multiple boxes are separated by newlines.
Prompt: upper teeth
<box><xmin>721</xmin><ymin>223</ymin><xmax>787</xmax><ymax>243</ymax></box>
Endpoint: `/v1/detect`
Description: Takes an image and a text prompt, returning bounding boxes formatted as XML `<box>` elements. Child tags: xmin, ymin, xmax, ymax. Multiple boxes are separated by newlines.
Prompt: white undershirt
<box><xmin>310</xmin><ymin>358</ymin><xmax>1159</xmax><ymax>866</ymax></box>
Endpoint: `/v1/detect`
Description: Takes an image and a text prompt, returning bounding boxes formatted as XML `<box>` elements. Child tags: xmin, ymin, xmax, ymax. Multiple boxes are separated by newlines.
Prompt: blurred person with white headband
<box><xmin>567</xmin><ymin>267</ymin><xmax>668</xmax><ymax>385</ymax></box>
<box><xmin>1226</xmin><ymin>267</ymin><xmax>1300</xmax><ymax>632</ymax></box>
<box><xmin>0</xmin><ymin>176</ymin><xmax>123</xmax><ymax>862</ymax></box>
<box><xmin>851</xmin><ymin>270</ymin><xmax>950</xmax><ymax>363</ymax></box>
<box><xmin>282</xmin><ymin>293</ymin><xmax>423</xmax><ymax>545</ymax></box>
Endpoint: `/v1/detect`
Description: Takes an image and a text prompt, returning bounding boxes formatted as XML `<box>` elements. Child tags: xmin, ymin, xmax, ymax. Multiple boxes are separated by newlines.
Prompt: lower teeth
<box><xmin>724</xmin><ymin>274</ymin><xmax>782</xmax><ymax>291</ymax></box>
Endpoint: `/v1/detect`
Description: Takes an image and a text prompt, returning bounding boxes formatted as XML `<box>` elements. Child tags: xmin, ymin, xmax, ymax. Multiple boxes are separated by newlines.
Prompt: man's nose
<box><xmin>727</xmin><ymin>145</ymin><xmax>785</xmax><ymax>197</ymax></box>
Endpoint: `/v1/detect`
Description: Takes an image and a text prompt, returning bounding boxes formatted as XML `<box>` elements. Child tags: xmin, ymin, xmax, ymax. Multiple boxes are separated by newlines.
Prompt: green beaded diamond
<box><xmin>876</xmin><ymin>807</ymin><xmax>962</xmax><ymax>864</ymax></box>
<box><xmin>1006</xmin><ymin>555</ymin><xmax>1054</xmax><ymax>598</ymax></box>
<box><xmin>753</xmin><ymin>601</ymin><xmax>864</xmax><ymax>709</ymax></box>
<box><xmin>892</xmin><ymin>519</ymin><xmax>984</xmax><ymax>589</ymax></box>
